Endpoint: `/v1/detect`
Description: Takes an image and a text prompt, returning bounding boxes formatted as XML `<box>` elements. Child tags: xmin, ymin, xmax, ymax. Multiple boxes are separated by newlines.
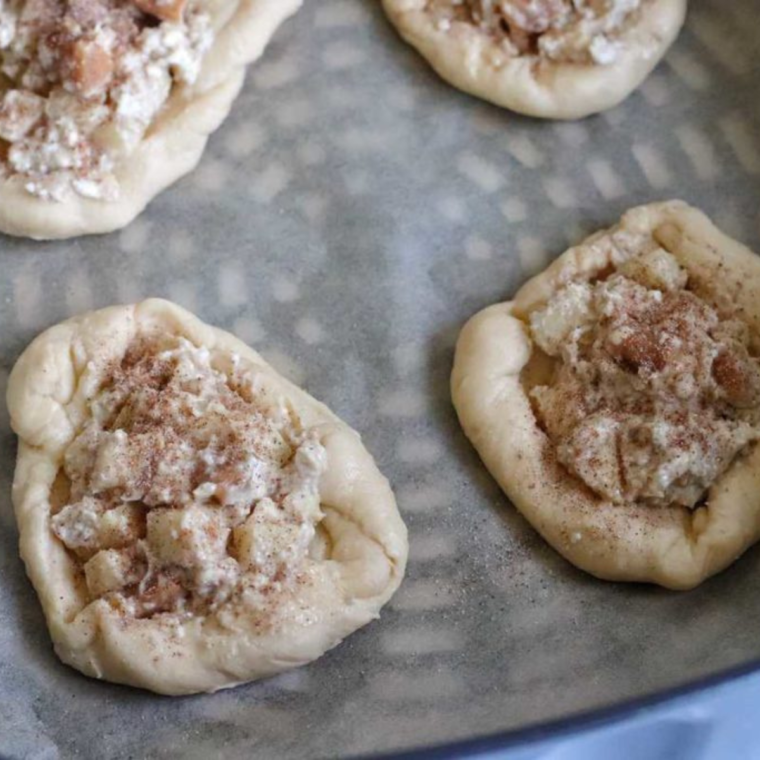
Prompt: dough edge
<box><xmin>0</xmin><ymin>0</ymin><xmax>302</xmax><ymax>240</ymax></box>
<box><xmin>7</xmin><ymin>298</ymin><xmax>408</xmax><ymax>694</ymax></box>
<box><xmin>381</xmin><ymin>0</ymin><xmax>687</xmax><ymax>119</ymax></box>
<box><xmin>451</xmin><ymin>200</ymin><xmax>760</xmax><ymax>590</ymax></box>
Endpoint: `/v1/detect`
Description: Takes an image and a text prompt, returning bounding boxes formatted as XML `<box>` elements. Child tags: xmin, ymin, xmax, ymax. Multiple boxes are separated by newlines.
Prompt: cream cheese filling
<box><xmin>0</xmin><ymin>0</ymin><xmax>212</xmax><ymax>202</ymax></box>
<box><xmin>51</xmin><ymin>337</ymin><xmax>328</xmax><ymax>622</ymax></box>
<box><xmin>426</xmin><ymin>0</ymin><xmax>649</xmax><ymax>64</ymax></box>
<box><xmin>529</xmin><ymin>245</ymin><xmax>760</xmax><ymax>508</ymax></box>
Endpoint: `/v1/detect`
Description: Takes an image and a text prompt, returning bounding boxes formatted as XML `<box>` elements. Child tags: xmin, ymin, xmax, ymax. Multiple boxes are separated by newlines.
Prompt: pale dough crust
<box><xmin>0</xmin><ymin>0</ymin><xmax>301</xmax><ymax>240</ymax></box>
<box><xmin>7</xmin><ymin>299</ymin><xmax>408</xmax><ymax>694</ymax></box>
<box><xmin>381</xmin><ymin>0</ymin><xmax>687</xmax><ymax>119</ymax></box>
<box><xmin>452</xmin><ymin>201</ymin><xmax>760</xmax><ymax>589</ymax></box>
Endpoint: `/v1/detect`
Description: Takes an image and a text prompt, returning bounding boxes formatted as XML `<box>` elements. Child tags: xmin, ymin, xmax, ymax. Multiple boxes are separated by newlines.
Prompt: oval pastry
<box><xmin>382</xmin><ymin>0</ymin><xmax>687</xmax><ymax>119</ymax></box>
<box><xmin>7</xmin><ymin>299</ymin><xmax>408</xmax><ymax>694</ymax></box>
<box><xmin>452</xmin><ymin>202</ymin><xmax>760</xmax><ymax>589</ymax></box>
<box><xmin>0</xmin><ymin>0</ymin><xmax>300</xmax><ymax>239</ymax></box>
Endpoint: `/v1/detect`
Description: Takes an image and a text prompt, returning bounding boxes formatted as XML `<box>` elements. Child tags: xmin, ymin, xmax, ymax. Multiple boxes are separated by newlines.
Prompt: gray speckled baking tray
<box><xmin>2</xmin><ymin>1</ymin><xmax>760</xmax><ymax>758</ymax></box>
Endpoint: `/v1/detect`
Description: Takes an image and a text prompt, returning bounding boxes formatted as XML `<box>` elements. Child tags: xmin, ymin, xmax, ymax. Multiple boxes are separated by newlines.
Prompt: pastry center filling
<box><xmin>529</xmin><ymin>247</ymin><xmax>760</xmax><ymax>508</ymax></box>
<box><xmin>0</xmin><ymin>0</ymin><xmax>212</xmax><ymax>202</ymax></box>
<box><xmin>52</xmin><ymin>337</ymin><xmax>327</xmax><ymax>620</ymax></box>
<box><xmin>429</xmin><ymin>0</ymin><xmax>646</xmax><ymax>64</ymax></box>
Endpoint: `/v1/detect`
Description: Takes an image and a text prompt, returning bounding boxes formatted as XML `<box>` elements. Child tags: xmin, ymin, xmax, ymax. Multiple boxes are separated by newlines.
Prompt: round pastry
<box><xmin>0</xmin><ymin>0</ymin><xmax>301</xmax><ymax>239</ymax></box>
<box><xmin>7</xmin><ymin>299</ymin><xmax>408</xmax><ymax>694</ymax></box>
<box><xmin>452</xmin><ymin>201</ymin><xmax>760</xmax><ymax>589</ymax></box>
<box><xmin>381</xmin><ymin>0</ymin><xmax>687</xmax><ymax>119</ymax></box>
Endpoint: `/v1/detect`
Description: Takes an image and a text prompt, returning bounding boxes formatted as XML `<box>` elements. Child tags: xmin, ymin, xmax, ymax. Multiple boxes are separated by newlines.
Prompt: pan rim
<box><xmin>365</xmin><ymin>656</ymin><xmax>760</xmax><ymax>758</ymax></box>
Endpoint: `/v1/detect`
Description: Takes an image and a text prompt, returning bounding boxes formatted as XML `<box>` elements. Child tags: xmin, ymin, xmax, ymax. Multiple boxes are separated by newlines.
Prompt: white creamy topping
<box><xmin>52</xmin><ymin>338</ymin><xmax>328</xmax><ymax>620</ymax></box>
<box><xmin>0</xmin><ymin>0</ymin><xmax>213</xmax><ymax>201</ymax></box>
<box><xmin>530</xmin><ymin>247</ymin><xmax>760</xmax><ymax>508</ymax></box>
<box><xmin>430</xmin><ymin>0</ymin><xmax>646</xmax><ymax>65</ymax></box>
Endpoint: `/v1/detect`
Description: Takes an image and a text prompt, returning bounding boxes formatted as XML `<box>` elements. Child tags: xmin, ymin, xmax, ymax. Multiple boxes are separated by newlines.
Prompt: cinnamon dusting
<box><xmin>528</xmin><ymin>246</ymin><xmax>760</xmax><ymax>508</ymax></box>
<box><xmin>51</xmin><ymin>335</ymin><xmax>327</xmax><ymax>625</ymax></box>
<box><xmin>424</xmin><ymin>0</ymin><xmax>650</xmax><ymax>64</ymax></box>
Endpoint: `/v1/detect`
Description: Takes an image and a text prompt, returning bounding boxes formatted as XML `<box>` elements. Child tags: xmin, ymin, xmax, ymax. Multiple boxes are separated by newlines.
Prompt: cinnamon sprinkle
<box><xmin>528</xmin><ymin>246</ymin><xmax>760</xmax><ymax>508</ymax></box>
<box><xmin>51</xmin><ymin>336</ymin><xmax>327</xmax><ymax>625</ymax></box>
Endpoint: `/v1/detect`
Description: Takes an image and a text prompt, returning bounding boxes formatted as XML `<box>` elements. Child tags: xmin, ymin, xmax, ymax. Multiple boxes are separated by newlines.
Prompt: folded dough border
<box><xmin>452</xmin><ymin>201</ymin><xmax>760</xmax><ymax>590</ymax></box>
<box><xmin>7</xmin><ymin>299</ymin><xmax>408</xmax><ymax>694</ymax></box>
<box><xmin>0</xmin><ymin>0</ymin><xmax>301</xmax><ymax>240</ymax></box>
<box><xmin>381</xmin><ymin>0</ymin><xmax>687</xmax><ymax>119</ymax></box>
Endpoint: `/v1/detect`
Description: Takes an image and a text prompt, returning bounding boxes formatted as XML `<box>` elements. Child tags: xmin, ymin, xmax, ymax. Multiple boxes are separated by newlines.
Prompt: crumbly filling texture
<box><xmin>0</xmin><ymin>0</ymin><xmax>211</xmax><ymax>201</ymax></box>
<box><xmin>529</xmin><ymin>245</ymin><xmax>760</xmax><ymax>509</ymax></box>
<box><xmin>51</xmin><ymin>337</ymin><xmax>328</xmax><ymax>623</ymax></box>
<box><xmin>427</xmin><ymin>0</ymin><xmax>647</xmax><ymax>65</ymax></box>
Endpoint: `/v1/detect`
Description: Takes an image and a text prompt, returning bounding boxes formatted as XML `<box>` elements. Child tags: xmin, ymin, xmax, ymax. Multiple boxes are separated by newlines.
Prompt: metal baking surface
<box><xmin>1</xmin><ymin>2</ymin><xmax>759</xmax><ymax>758</ymax></box>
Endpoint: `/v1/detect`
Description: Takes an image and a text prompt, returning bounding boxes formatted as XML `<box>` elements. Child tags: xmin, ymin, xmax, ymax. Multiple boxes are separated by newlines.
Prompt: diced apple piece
<box><xmin>84</xmin><ymin>549</ymin><xmax>137</xmax><ymax>597</ymax></box>
<box><xmin>233</xmin><ymin>418</ymin><xmax>292</xmax><ymax>467</ymax></box>
<box><xmin>619</xmin><ymin>248</ymin><xmax>687</xmax><ymax>292</ymax></box>
<box><xmin>99</xmin><ymin>503</ymin><xmax>144</xmax><ymax>549</ymax></box>
<box><xmin>91</xmin><ymin>121</ymin><xmax>133</xmax><ymax>158</ymax></box>
<box><xmin>68</xmin><ymin>40</ymin><xmax>113</xmax><ymax>98</ymax></box>
<box><xmin>147</xmin><ymin>506</ymin><xmax>227</xmax><ymax>568</ymax></box>
<box><xmin>133</xmin><ymin>0</ymin><xmax>187</xmax><ymax>23</ymax></box>
<box><xmin>89</xmin><ymin>429</ymin><xmax>130</xmax><ymax>493</ymax></box>
<box><xmin>232</xmin><ymin>498</ymin><xmax>307</xmax><ymax>572</ymax></box>
<box><xmin>530</xmin><ymin>281</ymin><xmax>594</xmax><ymax>357</ymax></box>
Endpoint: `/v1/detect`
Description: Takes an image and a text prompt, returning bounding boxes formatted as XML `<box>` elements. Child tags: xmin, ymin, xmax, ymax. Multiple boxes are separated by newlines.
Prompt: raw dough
<box><xmin>0</xmin><ymin>0</ymin><xmax>301</xmax><ymax>240</ymax></box>
<box><xmin>382</xmin><ymin>0</ymin><xmax>687</xmax><ymax>119</ymax></box>
<box><xmin>7</xmin><ymin>299</ymin><xmax>408</xmax><ymax>694</ymax></box>
<box><xmin>452</xmin><ymin>201</ymin><xmax>760</xmax><ymax>589</ymax></box>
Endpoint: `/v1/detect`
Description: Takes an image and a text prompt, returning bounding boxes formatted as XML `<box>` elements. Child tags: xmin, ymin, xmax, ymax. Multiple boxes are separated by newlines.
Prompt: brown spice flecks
<box><xmin>528</xmin><ymin>247</ymin><xmax>760</xmax><ymax>509</ymax></box>
<box><xmin>52</xmin><ymin>336</ymin><xmax>326</xmax><ymax>626</ymax></box>
<box><xmin>423</xmin><ymin>0</ymin><xmax>649</xmax><ymax>64</ymax></box>
<box><xmin>0</xmin><ymin>0</ymin><xmax>210</xmax><ymax>200</ymax></box>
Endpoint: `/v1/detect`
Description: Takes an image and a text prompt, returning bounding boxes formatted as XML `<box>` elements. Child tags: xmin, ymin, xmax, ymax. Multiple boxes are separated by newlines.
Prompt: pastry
<box><xmin>0</xmin><ymin>0</ymin><xmax>300</xmax><ymax>239</ymax></box>
<box><xmin>452</xmin><ymin>201</ymin><xmax>760</xmax><ymax>588</ymax></box>
<box><xmin>7</xmin><ymin>299</ymin><xmax>408</xmax><ymax>693</ymax></box>
<box><xmin>382</xmin><ymin>0</ymin><xmax>687</xmax><ymax>119</ymax></box>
